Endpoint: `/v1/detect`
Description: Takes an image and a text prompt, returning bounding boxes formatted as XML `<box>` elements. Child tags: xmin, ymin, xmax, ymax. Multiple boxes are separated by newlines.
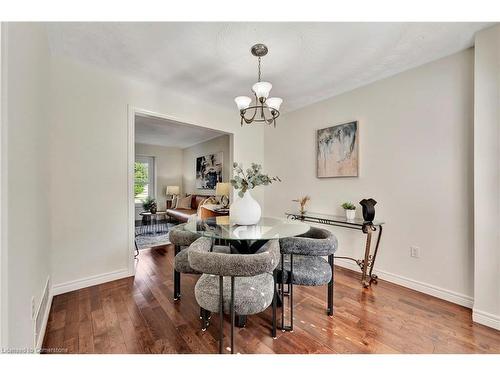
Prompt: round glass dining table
<box><xmin>184</xmin><ymin>215</ymin><xmax>310</xmax><ymax>253</ymax></box>
<box><xmin>185</xmin><ymin>215</ymin><xmax>309</xmax><ymax>328</ymax></box>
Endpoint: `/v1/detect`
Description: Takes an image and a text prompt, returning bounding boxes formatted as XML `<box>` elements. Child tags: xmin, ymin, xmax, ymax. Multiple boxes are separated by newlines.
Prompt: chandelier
<box><xmin>234</xmin><ymin>43</ymin><xmax>283</xmax><ymax>127</ymax></box>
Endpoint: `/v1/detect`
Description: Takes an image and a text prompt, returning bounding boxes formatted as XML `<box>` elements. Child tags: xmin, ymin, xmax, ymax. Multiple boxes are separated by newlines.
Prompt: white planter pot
<box><xmin>230</xmin><ymin>191</ymin><xmax>262</xmax><ymax>225</ymax></box>
<box><xmin>345</xmin><ymin>209</ymin><xmax>356</xmax><ymax>220</ymax></box>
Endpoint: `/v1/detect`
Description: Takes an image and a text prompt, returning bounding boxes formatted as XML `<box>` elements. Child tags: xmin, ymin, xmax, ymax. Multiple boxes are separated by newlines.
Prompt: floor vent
<box><xmin>34</xmin><ymin>277</ymin><xmax>50</xmax><ymax>349</ymax></box>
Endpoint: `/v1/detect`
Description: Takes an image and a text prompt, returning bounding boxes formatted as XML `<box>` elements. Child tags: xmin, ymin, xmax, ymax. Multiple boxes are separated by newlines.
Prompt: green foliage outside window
<box><xmin>134</xmin><ymin>162</ymin><xmax>148</xmax><ymax>197</ymax></box>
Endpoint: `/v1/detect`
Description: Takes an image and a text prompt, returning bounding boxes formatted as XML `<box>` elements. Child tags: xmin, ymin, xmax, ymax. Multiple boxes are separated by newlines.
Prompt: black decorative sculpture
<box><xmin>359</xmin><ymin>198</ymin><xmax>377</xmax><ymax>223</ymax></box>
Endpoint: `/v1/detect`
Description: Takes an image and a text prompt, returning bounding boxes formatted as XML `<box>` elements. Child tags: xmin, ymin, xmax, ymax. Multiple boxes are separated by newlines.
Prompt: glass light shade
<box><xmin>166</xmin><ymin>186</ymin><xmax>180</xmax><ymax>196</ymax></box>
<box><xmin>215</xmin><ymin>182</ymin><xmax>230</xmax><ymax>196</ymax></box>
<box><xmin>252</xmin><ymin>81</ymin><xmax>272</xmax><ymax>100</ymax></box>
<box><xmin>234</xmin><ymin>96</ymin><xmax>252</xmax><ymax>111</ymax></box>
<box><xmin>266</xmin><ymin>97</ymin><xmax>283</xmax><ymax>111</ymax></box>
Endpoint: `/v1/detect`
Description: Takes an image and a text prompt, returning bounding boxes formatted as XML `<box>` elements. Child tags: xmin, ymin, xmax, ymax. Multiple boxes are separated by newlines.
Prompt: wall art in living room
<box><xmin>195</xmin><ymin>151</ymin><xmax>223</xmax><ymax>189</ymax></box>
<box><xmin>317</xmin><ymin>121</ymin><xmax>359</xmax><ymax>177</ymax></box>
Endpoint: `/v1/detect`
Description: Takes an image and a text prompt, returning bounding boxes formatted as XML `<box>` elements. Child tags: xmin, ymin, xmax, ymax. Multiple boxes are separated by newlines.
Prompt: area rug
<box><xmin>135</xmin><ymin>226</ymin><xmax>172</xmax><ymax>249</ymax></box>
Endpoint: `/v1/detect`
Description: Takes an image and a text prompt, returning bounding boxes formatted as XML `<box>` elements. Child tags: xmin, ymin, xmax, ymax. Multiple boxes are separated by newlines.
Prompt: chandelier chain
<box><xmin>258</xmin><ymin>56</ymin><xmax>261</xmax><ymax>82</ymax></box>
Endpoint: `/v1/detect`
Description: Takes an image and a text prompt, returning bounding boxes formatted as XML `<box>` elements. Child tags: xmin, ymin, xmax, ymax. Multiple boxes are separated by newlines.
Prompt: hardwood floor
<box><xmin>42</xmin><ymin>244</ymin><xmax>500</xmax><ymax>354</ymax></box>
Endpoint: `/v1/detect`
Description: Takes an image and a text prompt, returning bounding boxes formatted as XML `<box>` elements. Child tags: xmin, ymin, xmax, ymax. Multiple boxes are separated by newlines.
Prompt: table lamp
<box><xmin>215</xmin><ymin>182</ymin><xmax>230</xmax><ymax>208</ymax></box>
<box><xmin>166</xmin><ymin>186</ymin><xmax>180</xmax><ymax>197</ymax></box>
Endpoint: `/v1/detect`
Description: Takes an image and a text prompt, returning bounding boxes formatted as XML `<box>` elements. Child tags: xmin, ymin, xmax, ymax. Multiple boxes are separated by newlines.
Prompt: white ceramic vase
<box><xmin>230</xmin><ymin>190</ymin><xmax>262</xmax><ymax>225</ymax></box>
<box><xmin>345</xmin><ymin>209</ymin><xmax>356</xmax><ymax>221</ymax></box>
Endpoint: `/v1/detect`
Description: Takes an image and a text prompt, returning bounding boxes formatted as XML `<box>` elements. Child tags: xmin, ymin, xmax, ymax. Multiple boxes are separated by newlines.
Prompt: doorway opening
<box><xmin>127</xmin><ymin>108</ymin><xmax>234</xmax><ymax>272</ymax></box>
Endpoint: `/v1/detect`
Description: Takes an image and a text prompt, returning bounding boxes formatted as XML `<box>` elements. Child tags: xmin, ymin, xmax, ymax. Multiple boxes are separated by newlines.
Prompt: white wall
<box><xmin>3</xmin><ymin>23</ymin><xmax>51</xmax><ymax>348</ymax></box>
<box><xmin>473</xmin><ymin>25</ymin><xmax>500</xmax><ymax>330</ymax></box>
<box><xmin>135</xmin><ymin>143</ymin><xmax>183</xmax><ymax>216</ymax></box>
<box><xmin>182</xmin><ymin>134</ymin><xmax>231</xmax><ymax>196</ymax></box>
<box><xmin>0</xmin><ymin>21</ymin><xmax>6</xmax><ymax>349</ymax></box>
<box><xmin>48</xmin><ymin>55</ymin><xmax>264</xmax><ymax>292</ymax></box>
<box><xmin>264</xmin><ymin>50</ymin><xmax>474</xmax><ymax>307</ymax></box>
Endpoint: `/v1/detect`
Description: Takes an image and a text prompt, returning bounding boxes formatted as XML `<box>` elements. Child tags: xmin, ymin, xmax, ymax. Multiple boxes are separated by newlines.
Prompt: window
<box><xmin>135</xmin><ymin>156</ymin><xmax>155</xmax><ymax>205</ymax></box>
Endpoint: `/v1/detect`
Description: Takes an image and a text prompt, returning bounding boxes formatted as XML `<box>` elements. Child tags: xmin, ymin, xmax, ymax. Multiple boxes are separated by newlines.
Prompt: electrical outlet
<box><xmin>31</xmin><ymin>296</ymin><xmax>36</xmax><ymax>320</ymax></box>
<box><xmin>410</xmin><ymin>246</ymin><xmax>420</xmax><ymax>258</ymax></box>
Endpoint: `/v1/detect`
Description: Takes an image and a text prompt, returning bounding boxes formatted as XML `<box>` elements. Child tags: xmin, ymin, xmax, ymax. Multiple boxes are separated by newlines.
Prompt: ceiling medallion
<box><xmin>234</xmin><ymin>43</ymin><xmax>283</xmax><ymax>127</ymax></box>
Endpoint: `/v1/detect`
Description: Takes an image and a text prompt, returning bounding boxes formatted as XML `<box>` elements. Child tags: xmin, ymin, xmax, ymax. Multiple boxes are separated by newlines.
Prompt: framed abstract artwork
<box><xmin>195</xmin><ymin>152</ymin><xmax>223</xmax><ymax>189</ymax></box>
<box><xmin>317</xmin><ymin>121</ymin><xmax>359</xmax><ymax>178</ymax></box>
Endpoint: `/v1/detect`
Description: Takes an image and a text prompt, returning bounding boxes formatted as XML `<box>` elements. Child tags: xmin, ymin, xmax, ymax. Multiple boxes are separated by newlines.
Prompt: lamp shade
<box><xmin>266</xmin><ymin>97</ymin><xmax>283</xmax><ymax>111</ymax></box>
<box><xmin>252</xmin><ymin>81</ymin><xmax>272</xmax><ymax>100</ymax></box>
<box><xmin>215</xmin><ymin>182</ymin><xmax>230</xmax><ymax>196</ymax></box>
<box><xmin>234</xmin><ymin>96</ymin><xmax>252</xmax><ymax>111</ymax></box>
<box><xmin>166</xmin><ymin>186</ymin><xmax>180</xmax><ymax>196</ymax></box>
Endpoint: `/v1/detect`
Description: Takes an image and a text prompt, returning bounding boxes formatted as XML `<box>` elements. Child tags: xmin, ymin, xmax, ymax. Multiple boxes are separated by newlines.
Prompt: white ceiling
<box><xmin>46</xmin><ymin>22</ymin><xmax>493</xmax><ymax>112</ymax></box>
<box><xmin>135</xmin><ymin>115</ymin><xmax>226</xmax><ymax>148</ymax></box>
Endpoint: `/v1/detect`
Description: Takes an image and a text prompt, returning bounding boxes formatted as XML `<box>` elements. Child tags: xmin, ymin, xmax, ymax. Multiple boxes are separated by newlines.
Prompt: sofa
<box><xmin>166</xmin><ymin>194</ymin><xmax>212</xmax><ymax>223</ymax></box>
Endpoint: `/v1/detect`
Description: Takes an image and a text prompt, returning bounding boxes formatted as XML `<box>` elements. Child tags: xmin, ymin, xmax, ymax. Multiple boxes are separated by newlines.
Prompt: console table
<box><xmin>285</xmin><ymin>211</ymin><xmax>384</xmax><ymax>287</ymax></box>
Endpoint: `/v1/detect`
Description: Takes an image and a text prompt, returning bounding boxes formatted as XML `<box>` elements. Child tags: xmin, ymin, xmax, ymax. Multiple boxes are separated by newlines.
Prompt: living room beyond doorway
<box><xmin>131</xmin><ymin>110</ymin><xmax>233</xmax><ymax>257</ymax></box>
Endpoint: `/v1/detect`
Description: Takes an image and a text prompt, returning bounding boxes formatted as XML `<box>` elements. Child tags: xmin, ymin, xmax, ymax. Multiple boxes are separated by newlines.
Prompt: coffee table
<box><xmin>139</xmin><ymin>211</ymin><xmax>168</xmax><ymax>234</ymax></box>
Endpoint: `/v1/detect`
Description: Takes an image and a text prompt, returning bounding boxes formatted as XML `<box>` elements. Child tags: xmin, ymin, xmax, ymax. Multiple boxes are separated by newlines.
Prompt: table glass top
<box><xmin>285</xmin><ymin>211</ymin><xmax>384</xmax><ymax>226</ymax></box>
<box><xmin>185</xmin><ymin>216</ymin><xmax>310</xmax><ymax>241</ymax></box>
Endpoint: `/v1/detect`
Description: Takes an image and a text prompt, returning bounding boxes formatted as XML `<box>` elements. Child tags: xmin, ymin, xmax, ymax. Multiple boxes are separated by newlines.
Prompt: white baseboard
<box><xmin>472</xmin><ymin>309</ymin><xmax>500</xmax><ymax>330</ymax></box>
<box><xmin>334</xmin><ymin>258</ymin><xmax>474</xmax><ymax>308</ymax></box>
<box><xmin>35</xmin><ymin>292</ymin><xmax>53</xmax><ymax>351</ymax></box>
<box><xmin>51</xmin><ymin>268</ymin><xmax>132</xmax><ymax>296</ymax></box>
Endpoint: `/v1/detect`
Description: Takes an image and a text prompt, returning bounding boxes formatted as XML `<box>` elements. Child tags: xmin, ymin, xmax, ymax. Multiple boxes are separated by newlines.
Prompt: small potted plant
<box><xmin>342</xmin><ymin>202</ymin><xmax>356</xmax><ymax>220</ymax></box>
<box><xmin>142</xmin><ymin>197</ymin><xmax>157</xmax><ymax>214</ymax></box>
<box><xmin>293</xmin><ymin>195</ymin><xmax>311</xmax><ymax>216</ymax></box>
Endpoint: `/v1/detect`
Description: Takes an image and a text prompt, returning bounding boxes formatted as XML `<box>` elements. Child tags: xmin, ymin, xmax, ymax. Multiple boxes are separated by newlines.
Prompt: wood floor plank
<box><xmin>42</xmin><ymin>244</ymin><xmax>500</xmax><ymax>354</ymax></box>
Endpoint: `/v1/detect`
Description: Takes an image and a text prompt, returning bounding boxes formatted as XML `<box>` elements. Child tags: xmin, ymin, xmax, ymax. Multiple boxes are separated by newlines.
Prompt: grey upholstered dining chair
<box><xmin>277</xmin><ymin>226</ymin><xmax>337</xmax><ymax>331</ymax></box>
<box><xmin>188</xmin><ymin>237</ymin><xmax>280</xmax><ymax>354</ymax></box>
<box><xmin>169</xmin><ymin>223</ymin><xmax>201</xmax><ymax>301</ymax></box>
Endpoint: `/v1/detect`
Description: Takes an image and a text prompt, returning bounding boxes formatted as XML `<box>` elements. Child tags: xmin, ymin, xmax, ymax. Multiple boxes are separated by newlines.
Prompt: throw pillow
<box><xmin>175</xmin><ymin>195</ymin><xmax>192</xmax><ymax>209</ymax></box>
<box><xmin>203</xmin><ymin>196</ymin><xmax>218</xmax><ymax>205</ymax></box>
<box><xmin>170</xmin><ymin>196</ymin><xmax>178</xmax><ymax>209</ymax></box>
<box><xmin>197</xmin><ymin>197</ymin><xmax>218</xmax><ymax>216</ymax></box>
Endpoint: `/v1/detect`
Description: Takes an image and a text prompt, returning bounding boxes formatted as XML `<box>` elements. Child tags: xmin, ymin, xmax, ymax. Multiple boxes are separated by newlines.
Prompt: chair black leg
<box><xmin>276</xmin><ymin>284</ymin><xmax>283</xmax><ymax>307</ymax></box>
<box><xmin>272</xmin><ymin>269</ymin><xmax>277</xmax><ymax>338</ymax></box>
<box><xmin>200</xmin><ymin>307</ymin><xmax>205</xmax><ymax>330</ymax></box>
<box><xmin>230</xmin><ymin>276</ymin><xmax>235</xmax><ymax>354</ymax></box>
<box><xmin>283</xmin><ymin>283</ymin><xmax>290</xmax><ymax>296</ymax></box>
<box><xmin>290</xmin><ymin>254</ymin><xmax>294</xmax><ymax>331</ymax></box>
<box><xmin>174</xmin><ymin>271</ymin><xmax>181</xmax><ymax>300</ymax></box>
<box><xmin>281</xmin><ymin>253</ymin><xmax>293</xmax><ymax>332</ymax></box>
<box><xmin>200</xmin><ymin>308</ymin><xmax>210</xmax><ymax>331</ymax></box>
<box><xmin>173</xmin><ymin>245</ymin><xmax>181</xmax><ymax>300</ymax></box>
<box><xmin>327</xmin><ymin>254</ymin><xmax>334</xmax><ymax>316</ymax></box>
<box><xmin>281</xmin><ymin>253</ymin><xmax>285</xmax><ymax>331</ymax></box>
<box><xmin>235</xmin><ymin>315</ymin><xmax>247</xmax><ymax>327</ymax></box>
<box><xmin>219</xmin><ymin>275</ymin><xmax>224</xmax><ymax>354</ymax></box>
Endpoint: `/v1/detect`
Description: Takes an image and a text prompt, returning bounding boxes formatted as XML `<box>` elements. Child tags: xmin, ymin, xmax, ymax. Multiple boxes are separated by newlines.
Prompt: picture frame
<box><xmin>195</xmin><ymin>151</ymin><xmax>223</xmax><ymax>189</ymax></box>
<box><xmin>316</xmin><ymin>121</ymin><xmax>359</xmax><ymax>178</ymax></box>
